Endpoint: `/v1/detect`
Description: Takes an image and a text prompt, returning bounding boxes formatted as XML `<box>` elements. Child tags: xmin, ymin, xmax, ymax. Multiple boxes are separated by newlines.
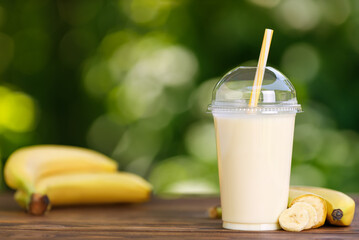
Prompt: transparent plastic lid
<box><xmin>208</xmin><ymin>66</ymin><xmax>302</xmax><ymax>114</ymax></box>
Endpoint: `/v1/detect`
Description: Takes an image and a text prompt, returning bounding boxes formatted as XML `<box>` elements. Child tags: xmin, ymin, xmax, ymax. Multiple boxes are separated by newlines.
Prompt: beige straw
<box><xmin>249</xmin><ymin>29</ymin><xmax>273</xmax><ymax>107</ymax></box>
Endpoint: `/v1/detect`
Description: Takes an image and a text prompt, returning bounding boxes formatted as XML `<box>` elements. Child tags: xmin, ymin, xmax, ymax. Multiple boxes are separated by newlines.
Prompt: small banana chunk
<box><xmin>279</xmin><ymin>202</ymin><xmax>314</xmax><ymax>232</ymax></box>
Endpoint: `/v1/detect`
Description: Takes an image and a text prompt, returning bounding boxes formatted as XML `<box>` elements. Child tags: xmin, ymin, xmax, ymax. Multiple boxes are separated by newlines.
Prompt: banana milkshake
<box><xmin>214</xmin><ymin>113</ymin><xmax>295</xmax><ymax>229</ymax></box>
<box><xmin>209</xmin><ymin>66</ymin><xmax>301</xmax><ymax>230</ymax></box>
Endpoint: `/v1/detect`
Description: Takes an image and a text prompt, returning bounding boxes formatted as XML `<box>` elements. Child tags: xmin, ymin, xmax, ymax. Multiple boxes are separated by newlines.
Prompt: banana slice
<box><xmin>290</xmin><ymin>194</ymin><xmax>326</xmax><ymax>228</ymax></box>
<box><xmin>279</xmin><ymin>202</ymin><xmax>313</xmax><ymax>232</ymax></box>
<box><xmin>298</xmin><ymin>202</ymin><xmax>317</xmax><ymax>229</ymax></box>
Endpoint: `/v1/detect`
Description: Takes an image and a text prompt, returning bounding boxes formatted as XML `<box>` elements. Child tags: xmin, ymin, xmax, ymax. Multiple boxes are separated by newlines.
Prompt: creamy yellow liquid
<box><xmin>214</xmin><ymin>113</ymin><xmax>295</xmax><ymax>230</ymax></box>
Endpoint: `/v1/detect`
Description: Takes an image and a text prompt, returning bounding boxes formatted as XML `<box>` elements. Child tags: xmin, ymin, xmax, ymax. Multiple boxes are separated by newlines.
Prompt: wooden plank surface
<box><xmin>0</xmin><ymin>193</ymin><xmax>358</xmax><ymax>239</ymax></box>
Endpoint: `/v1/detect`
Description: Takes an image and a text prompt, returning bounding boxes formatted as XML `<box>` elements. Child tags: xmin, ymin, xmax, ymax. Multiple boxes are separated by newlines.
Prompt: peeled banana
<box><xmin>4</xmin><ymin>145</ymin><xmax>118</xmax><ymax>194</ymax></box>
<box><xmin>291</xmin><ymin>186</ymin><xmax>355</xmax><ymax>226</ymax></box>
<box><xmin>288</xmin><ymin>188</ymin><xmax>327</xmax><ymax>228</ymax></box>
<box><xmin>15</xmin><ymin>172</ymin><xmax>152</xmax><ymax>215</ymax></box>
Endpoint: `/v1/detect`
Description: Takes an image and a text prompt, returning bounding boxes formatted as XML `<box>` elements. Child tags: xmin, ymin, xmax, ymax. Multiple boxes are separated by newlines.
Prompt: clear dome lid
<box><xmin>208</xmin><ymin>66</ymin><xmax>302</xmax><ymax>114</ymax></box>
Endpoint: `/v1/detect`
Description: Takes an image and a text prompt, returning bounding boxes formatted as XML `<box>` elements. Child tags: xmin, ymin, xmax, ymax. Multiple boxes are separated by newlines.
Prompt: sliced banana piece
<box><xmin>279</xmin><ymin>202</ymin><xmax>310</xmax><ymax>232</ymax></box>
<box><xmin>290</xmin><ymin>194</ymin><xmax>327</xmax><ymax>228</ymax></box>
<box><xmin>297</xmin><ymin>202</ymin><xmax>317</xmax><ymax>229</ymax></box>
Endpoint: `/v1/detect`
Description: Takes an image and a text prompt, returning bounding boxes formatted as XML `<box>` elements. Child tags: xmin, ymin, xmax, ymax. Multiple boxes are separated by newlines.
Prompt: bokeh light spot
<box><xmin>108</xmin><ymin>78</ymin><xmax>164</xmax><ymax>123</ymax></box>
<box><xmin>121</xmin><ymin>0</ymin><xmax>174</xmax><ymax>26</ymax></box>
<box><xmin>100</xmin><ymin>30</ymin><xmax>137</xmax><ymax>58</ymax></box>
<box><xmin>149</xmin><ymin>156</ymin><xmax>190</xmax><ymax>193</ymax></box>
<box><xmin>280</xmin><ymin>43</ymin><xmax>320</xmax><ymax>82</ymax></box>
<box><xmin>154</xmin><ymin>46</ymin><xmax>198</xmax><ymax>87</ymax></box>
<box><xmin>0</xmin><ymin>89</ymin><xmax>36</xmax><ymax>132</ymax></box>
<box><xmin>149</xmin><ymin>156</ymin><xmax>217</xmax><ymax>194</ymax></box>
<box><xmin>277</xmin><ymin>0</ymin><xmax>320</xmax><ymax>31</ymax></box>
<box><xmin>127</xmin><ymin>45</ymin><xmax>198</xmax><ymax>87</ymax></box>
<box><xmin>83</xmin><ymin>61</ymin><xmax>114</xmax><ymax>98</ymax></box>
<box><xmin>109</xmin><ymin>41</ymin><xmax>138</xmax><ymax>81</ymax></box>
<box><xmin>320</xmin><ymin>0</ymin><xmax>350</xmax><ymax>25</ymax></box>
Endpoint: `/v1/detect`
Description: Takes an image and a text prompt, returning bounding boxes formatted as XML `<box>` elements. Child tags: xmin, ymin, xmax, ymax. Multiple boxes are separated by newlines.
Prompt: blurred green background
<box><xmin>0</xmin><ymin>0</ymin><xmax>358</xmax><ymax>194</ymax></box>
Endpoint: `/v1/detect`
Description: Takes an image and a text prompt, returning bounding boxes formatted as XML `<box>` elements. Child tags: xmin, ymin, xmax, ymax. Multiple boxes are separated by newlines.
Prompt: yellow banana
<box><xmin>15</xmin><ymin>172</ymin><xmax>152</xmax><ymax>215</ymax></box>
<box><xmin>288</xmin><ymin>188</ymin><xmax>327</xmax><ymax>228</ymax></box>
<box><xmin>4</xmin><ymin>145</ymin><xmax>118</xmax><ymax>193</ymax></box>
<box><xmin>291</xmin><ymin>186</ymin><xmax>355</xmax><ymax>226</ymax></box>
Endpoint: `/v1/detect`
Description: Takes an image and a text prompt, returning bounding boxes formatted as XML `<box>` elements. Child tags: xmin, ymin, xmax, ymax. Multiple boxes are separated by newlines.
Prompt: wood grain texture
<box><xmin>0</xmin><ymin>193</ymin><xmax>358</xmax><ymax>239</ymax></box>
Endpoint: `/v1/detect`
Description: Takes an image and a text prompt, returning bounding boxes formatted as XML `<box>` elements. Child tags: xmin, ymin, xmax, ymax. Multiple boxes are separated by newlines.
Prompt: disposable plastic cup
<box><xmin>208</xmin><ymin>66</ymin><xmax>302</xmax><ymax>231</ymax></box>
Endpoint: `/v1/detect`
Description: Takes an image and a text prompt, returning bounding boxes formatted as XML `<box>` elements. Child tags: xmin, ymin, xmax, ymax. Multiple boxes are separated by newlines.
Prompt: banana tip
<box><xmin>331</xmin><ymin>209</ymin><xmax>343</xmax><ymax>221</ymax></box>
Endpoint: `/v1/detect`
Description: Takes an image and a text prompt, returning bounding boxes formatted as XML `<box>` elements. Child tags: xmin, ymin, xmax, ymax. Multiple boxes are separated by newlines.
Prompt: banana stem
<box><xmin>28</xmin><ymin>193</ymin><xmax>50</xmax><ymax>215</ymax></box>
<box><xmin>208</xmin><ymin>205</ymin><xmax>222</xmax><ymax>219</ymax></box>
<box><xmin>15</xmin><ymin>190</ymin><xmax>51</xmax><ymax>215</ymax></box>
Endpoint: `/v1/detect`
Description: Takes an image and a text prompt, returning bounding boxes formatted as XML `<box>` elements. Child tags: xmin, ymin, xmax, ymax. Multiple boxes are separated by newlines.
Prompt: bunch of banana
<box><xmin>208</xmin><ymin>186</ymin><xmax>355</xmax><ymax>232</ymax></box>
<box><xmin>4</xmin><ymin>145</ymin><xmax>152</xmax><ymax>215</ymax></box>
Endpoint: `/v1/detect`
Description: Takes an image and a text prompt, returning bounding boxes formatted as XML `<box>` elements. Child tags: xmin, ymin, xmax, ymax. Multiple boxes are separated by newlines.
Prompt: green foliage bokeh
<box><xmin>0</xmin><ymin>0</ymin><xmax>359</xmax><ymax>194</ymax></box>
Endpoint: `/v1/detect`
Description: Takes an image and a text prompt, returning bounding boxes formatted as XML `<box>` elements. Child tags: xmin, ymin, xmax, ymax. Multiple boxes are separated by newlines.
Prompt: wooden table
<box><xmin>0</xmin><ymin>193</ymin><xmax>358</xmax><ymax>239</ymax></box>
